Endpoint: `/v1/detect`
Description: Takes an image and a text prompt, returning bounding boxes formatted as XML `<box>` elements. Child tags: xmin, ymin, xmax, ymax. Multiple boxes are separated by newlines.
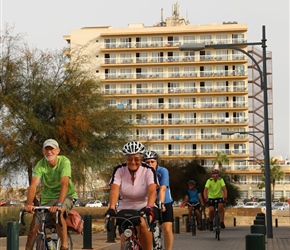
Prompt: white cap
<box><xmin>43</xmin><ymin>139</ymin><xmax>59</xmax><ymax>149</ymax></box>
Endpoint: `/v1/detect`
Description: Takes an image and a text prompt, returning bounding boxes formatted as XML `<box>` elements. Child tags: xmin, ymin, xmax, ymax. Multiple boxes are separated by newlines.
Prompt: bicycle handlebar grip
<box><xmin>105</xmin><ymin>215</ymin><xmax>112</xmax><ymax>231</ymax></box>
<box><xmin>143</xmin><ymin>214</ymin><xmax>151</xmax><ymax>231</ymax></box>
<box><xmin>19</xmin><ymin>209</ymin><xmax>26</xmax><ymax>226</ymax></box>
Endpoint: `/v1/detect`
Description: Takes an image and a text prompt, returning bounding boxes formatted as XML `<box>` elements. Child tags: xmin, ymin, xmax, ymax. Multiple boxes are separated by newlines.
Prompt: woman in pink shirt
<box><xmin>106</xmin><ymin>141</ymin><xmax>158</xmax><ymax>250</ymax></box>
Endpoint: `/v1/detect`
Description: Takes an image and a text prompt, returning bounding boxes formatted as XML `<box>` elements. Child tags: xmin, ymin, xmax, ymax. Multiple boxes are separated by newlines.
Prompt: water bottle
<box><xmin>47</xmin><ymin>237</ymin><xmax>54</xmax><ymax>250</ymax></box>
<box><xmin>51</xmin><ymin>232</ymin><xmax>58</xmax><ymax>250</ymax></box>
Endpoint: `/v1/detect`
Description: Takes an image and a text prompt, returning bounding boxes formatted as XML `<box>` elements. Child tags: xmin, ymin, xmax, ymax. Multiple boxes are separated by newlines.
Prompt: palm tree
<box><xmin>257</xmin><ymin>157</ymin><xmax>285</xmax><ymax>201</ymax></box>
<box><xmin>213</xmin><ymin>151</ymin><xmax>230</xmax><ymax>170</ymax></box>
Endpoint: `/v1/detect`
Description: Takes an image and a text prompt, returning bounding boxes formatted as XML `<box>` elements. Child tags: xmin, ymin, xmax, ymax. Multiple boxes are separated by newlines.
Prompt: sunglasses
<box><xmin>126</xmin><ymin>157</ymin><xmax>141</xmax><ymax>162</ymax></box>
<box><xmin>145</xmin><ymin>160</ymin><xmax>156</xmax><ymax>164</ymax></box>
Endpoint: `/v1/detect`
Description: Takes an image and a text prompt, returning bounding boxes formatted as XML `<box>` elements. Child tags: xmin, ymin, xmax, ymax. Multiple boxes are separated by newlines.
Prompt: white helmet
<box><xmin>142</xmin><ymin>150</ymin><xmax>158</xmax><ymax>161</ymax></box>
<box><xmin>122</xmin><ymin>141</ymin><xmax>145</xmax><ymax>155</ymax></box>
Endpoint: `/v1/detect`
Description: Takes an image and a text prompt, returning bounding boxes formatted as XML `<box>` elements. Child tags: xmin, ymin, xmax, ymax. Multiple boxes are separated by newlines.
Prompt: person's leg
<box><xmin>208</xmin><ymin>200</ymin><xmax>215</xmax><ymax>231</ymax></box>
<box><xmin>137</xmin><ymin>217</ymin><xmax>153</xmax><ymax>250</ymax></box>
<box><xmin>162</xmin><ymin>203</ymin><xmax>174</xmax><ymax>250</ymax></box>
<box><xmin>56</xmin><ymin>196</ymin><xmax>74</xmax><ymax>249</ymax></box>
<box><xmin>195</xmin><ymin>208</ymin><xmax>201</xmax><ymax>225</ymax></box>
<box><xmin>25</xmin><ymin>214</ymin><xmax>40</xmax><ymax>250</ymax></box>
<box><xmin>162</xmin><ymin>222</ymin><xmax>173</xmax><ymax>250</ymax></box>
<box><xmin>188</xmin><ymin>206</ymin><xmax>193</xmax><ymax>222</ymax></box>
<box><xmin>218</xmin><ymin>202</ymin><xmax>226</xmax><ymax>228</ymax></box>
<box><xmin>218</xmin><ymin>202</ymin><xmax>225</xmax><ymax>222</ymax></box>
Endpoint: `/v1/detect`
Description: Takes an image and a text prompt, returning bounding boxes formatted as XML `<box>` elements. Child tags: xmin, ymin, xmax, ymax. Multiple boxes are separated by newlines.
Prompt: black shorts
<box><xmin>188</xmin><ymin>202</ymin><xmax>201</xmax><ymax>211</ymax></box>
<box><xmin>154</xmin><ymin>202</ymin><xmax>174</xmax><ymax>223</ymax></box>
<box><xmin>208</xmin><ymin>198</ymin><xmax>224</xmax><ymax>207</ymax></box>
<box><xmin>116</xmin><ymin>209</ymin><xmax>141</xmax><ymax>235</ymax></box>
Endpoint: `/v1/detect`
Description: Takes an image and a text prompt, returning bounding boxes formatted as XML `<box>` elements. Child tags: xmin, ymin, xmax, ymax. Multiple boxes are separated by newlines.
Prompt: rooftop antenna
<box><xmin>161</xmin><ymin>8</ymin><xmax>164</xmax><ymax>22</ymax></box>
<box><xmin>172</xmin><ymin>1</ymin><xmax>180</xmax><ymax>18</ymax></box>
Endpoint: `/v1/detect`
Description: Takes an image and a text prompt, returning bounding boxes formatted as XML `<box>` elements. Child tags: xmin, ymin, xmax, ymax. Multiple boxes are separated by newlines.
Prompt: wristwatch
<box><xmin>56</xmin><ymin>202</ymin><xmax>62</xmax><ymax>207</ymax></box>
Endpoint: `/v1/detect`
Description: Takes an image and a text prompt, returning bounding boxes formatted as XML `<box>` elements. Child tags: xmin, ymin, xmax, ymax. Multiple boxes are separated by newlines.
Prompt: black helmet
<box><xmin>188</xmin><ymin>180</ymin><xmax>196</xmax><ymax>185</ymax></box>
<box><xmin>122</xmin><ymin>141</ymin><xmax>145</xmax><ymax>155</ymax></box>
<box><xmin>142</xmin><ymin>150</ymin><xmax>158</xmax><ymax>161</ymax></box>
<box><xmin>211</xmin><ymin>169</ymin><xmax>219</xmax><ymax>175</ymax></box>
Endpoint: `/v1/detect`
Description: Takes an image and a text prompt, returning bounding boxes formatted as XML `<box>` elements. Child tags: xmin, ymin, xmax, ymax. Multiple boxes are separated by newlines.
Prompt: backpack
<box><xmin>66</xmin><ymin>210</ymin><xmax>83</xmax><ymax>234</ymax></box>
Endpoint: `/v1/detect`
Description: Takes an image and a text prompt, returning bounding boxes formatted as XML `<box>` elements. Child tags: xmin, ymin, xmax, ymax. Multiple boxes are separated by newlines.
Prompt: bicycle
<box><xmin>186</xmin><ymin>202</ymin><xmax>200</xmax><ymax>236</ymax></box>
<box><xmin>152</xmin><ymin>203</ymin><xmax>165</xmax><ymax>250</ymax></box>
<box><xmin>105</xmin><ymin>209</ymin><xmax>150</xmax><ymax>250</ymax></box>
<box><xmin>19</xmin><ymin>206</ymin><xmax>73</xmax><ymax>250</ymax></box>
<box><xmin>212</xmin><ymin>200</ymin><xmax>220</xmax><ymax>241</ymax></box>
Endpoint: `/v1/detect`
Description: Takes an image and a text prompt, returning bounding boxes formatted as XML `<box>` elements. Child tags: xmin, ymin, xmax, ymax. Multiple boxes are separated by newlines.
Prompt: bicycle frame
<box><xmin>152</xmin><ymin>203</ymin><xmax>164</xmax><ymax>250</ymax></box>
<box><xmin>19</xmin><ymin>206</ymin><xmax>73</xmax><ymax>250</ymax></box>
<box><xmin>186</xmin><ymin>202</ymin><xmax>200</xmax><ymax>236</ymax></box>
<box><xmin>213</xmin><ymin>200</ymin><xmax>220</xmax><ymax>241</ymax></box>
<box><xmin>105</xmin><ymin>209</ymin><xmax>150</xmax><ymax>250</ymax></box>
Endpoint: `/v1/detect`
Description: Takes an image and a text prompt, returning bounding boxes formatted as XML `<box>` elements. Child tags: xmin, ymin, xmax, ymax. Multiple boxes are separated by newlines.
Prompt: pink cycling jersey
<box><xmin>110</xmin><ymin>162</ymin><xmax>157</xmax><ymax>211</ymax></box>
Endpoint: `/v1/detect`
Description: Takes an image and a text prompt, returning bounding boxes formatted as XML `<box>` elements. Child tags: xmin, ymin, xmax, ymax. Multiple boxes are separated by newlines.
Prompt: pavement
<box><xmin>0</xmin><ymin>224</ymin><xmax>289</xmax><ymax>249</ymax></box>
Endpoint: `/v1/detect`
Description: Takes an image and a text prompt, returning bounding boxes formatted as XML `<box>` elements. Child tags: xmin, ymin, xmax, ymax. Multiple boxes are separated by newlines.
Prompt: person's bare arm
<box><xmin>222</xmin><ymin>185</ymin><xmax>228</xmax><ymax>199</ymax></box>
<box><xmin>198</xmin><ymin>193</ymin><xmax>204</xmax><ymax>206</ymax></box>
<box><xmin>109</xmin><ymin>184</ymin><xmax>120</xmax><ymax>208</ymax></box>
<box><xmin>147</xmin><ymin>183</ymin><xmax>157</xmax><ymax>206</ymax></box>
<box><xmin>58</xmin><ymin>176</ymin><xmax>69</xmax><ymax>204</ymax></box>
<box><xmin>203</xmin><ymin>187</ymin><xmax>209</xmax><ymax>201</ymax></box>
<box><xmin>25</xmin><ymin>176</ymin><xmax>40</xmax><ymax>212</ymax></box>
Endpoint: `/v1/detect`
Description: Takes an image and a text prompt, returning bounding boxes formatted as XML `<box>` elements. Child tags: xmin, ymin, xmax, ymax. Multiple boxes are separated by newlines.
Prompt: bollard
<box><xmin>83</xmin><ymin>214</ymin><xmax>93</xmax><ymax>249</ymax></box>
<box><xmin>256</xmin><ymin>212</ymin><xmax>265</xmax><ymax>218</ymax></box>
<box><xmin>275</xmin><ymin>218</ymin><xmax>278</xmax><ymax>227</ymax></box>
<box><xmin>174</xmin><ymin>217</ymin><xmax>180</xmax><ymax>234</ymax></box>
<box><xmin>185</xmin><ymin>217</ymin><xmax>190</xmax><ymax>232</ymax></box>
<box><xmin>182</xmin><ymin>214</ymin><xmax>188</xmax><ymax>225</ymax></box>
<box><xmin>256</xmin><ymin>215</ymin><xmax>265</xmax><ymax>222</ymax></box>
<box><xmin>251</xmin><ymin>224</ymin><xmax>266</xmax><ymax>235</ymax></box>
<box><xmin>254</xmin><ymin>219</ymin><xmax>265</xmax><ymax>226</ymax></box>
<box><xmin>6</xmin><ymin>221</ymin><xmax>19</xmax><ymax>250</ymax></box>
<box><xmin>233</xmin><ymin>217</ymin><xmax>236</xmax><ymax>226</ymax></box>
<box><xmin>245</xmin><ymin>234</ymin><xmax>265</xmax><ymax>250</ymax></box>
<box><xmin>106</xmin><ymin>219</ymin><xmax>116</xmax><ymax>243</ymax></box>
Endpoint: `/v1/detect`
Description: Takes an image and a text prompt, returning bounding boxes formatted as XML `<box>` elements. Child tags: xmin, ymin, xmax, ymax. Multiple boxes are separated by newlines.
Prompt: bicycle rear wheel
<box><xmin>30</xmin><ymin>234</ymin><xmax>46</xmax><ymax>250</ymax></box>
<box><xmin>153</xmin><ymin>222</ymin><xmax>165</xmax><ymax>250</ymax></box>
<box><xmin>56</xmin><ymin>232</ymin><xmax>73</xmax><ymax>250</ymax></box>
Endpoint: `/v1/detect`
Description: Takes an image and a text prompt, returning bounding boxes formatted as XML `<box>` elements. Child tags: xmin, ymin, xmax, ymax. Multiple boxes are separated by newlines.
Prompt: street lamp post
<box><xmin>179</xmin><ymin>26</ymin><xmax>273</xmax><ymax>238</ymax></box>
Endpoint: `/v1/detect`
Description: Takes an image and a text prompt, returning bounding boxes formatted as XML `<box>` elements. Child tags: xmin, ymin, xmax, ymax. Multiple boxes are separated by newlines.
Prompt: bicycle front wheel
<box><xmin>123</xmin><ymin>241</ymin><xmax>134</xmax><ymax>250</ymax></box>
<box><xmin>191</xmin><ymin>218</ymin><xmax>196</xmax><ymax>236</ymax></box>
<box><xmin>30</xmin><ymin>234</ymin><xmax>46</xmax><ymax>250</ymax></box>
<box><xmin>56</xmin><ymin>232</ymin><xmax>73</xmax><ymax>250</ymax></box>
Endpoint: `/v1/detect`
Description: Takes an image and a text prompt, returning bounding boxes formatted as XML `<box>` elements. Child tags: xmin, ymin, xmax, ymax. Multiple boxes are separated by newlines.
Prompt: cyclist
<box><xmin>106</xmin><ymin>141</ymin><xmax>158</xmax><ymax>250</ymax></box>
<box><xmin>24</xmin><ymin>139</ymin><xmax>77</xmax><ymax>250</ymax></box>
<box><xmin>182</xmin><ymin>180</ymin><xmax>204</xmax><ymax>230</ymax></box>
<box><xmin>142</xmin><ymin>150</ymin><xmax>174</xmax><ymax>250</ymax></box>
<box><xmin>203</xmin><ymin>169</ymin><xmax>228</xmax><ymax>230</ymax></box>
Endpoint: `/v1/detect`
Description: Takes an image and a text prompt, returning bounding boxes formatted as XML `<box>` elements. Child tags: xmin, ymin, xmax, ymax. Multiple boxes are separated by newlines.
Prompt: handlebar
<box><xmin>19</xmin><ymin>206</ymin><xmax>61</xmax><ymax>226</ymax></box>
<box><xmin>104</xmin><ymin>211</ymin><xmax>151</xmax><ymax>232</ymax></box>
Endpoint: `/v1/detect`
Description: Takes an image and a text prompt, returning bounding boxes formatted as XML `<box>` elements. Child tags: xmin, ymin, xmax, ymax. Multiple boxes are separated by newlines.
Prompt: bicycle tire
<box><xmin>153</xmin><ymin>222</ymin><xmax>165</xmax><ymax>250</ymax></box>
<box><xmin>191</xmin><ymin>217</ymin><xmax>196</xmax><ymax>236</ymax></box>
<box><xmin>214</xmin><ymin>213</ymin><xmax>220</xmax><ymax>240</ymax></box>
<box><xmin>124</xmin><ymin>240</ymin><xmax>137</xmax><ymax>250</ymax></box>
<box><xmin>30</xmin><ymin>234</ymin><xmax>46</xmax><ymax>250</ymax></box>
<box><xmin>56</xmin><ymin>232</ymin><xmax>73</xmax><ymax>250</ymax></box>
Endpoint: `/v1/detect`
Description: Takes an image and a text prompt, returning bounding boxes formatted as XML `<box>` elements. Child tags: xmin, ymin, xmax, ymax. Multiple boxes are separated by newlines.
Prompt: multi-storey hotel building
<box><xmin>64</xmin><ymin>10</ymin><xmax>290</xmax><ymax>200</ymax></box>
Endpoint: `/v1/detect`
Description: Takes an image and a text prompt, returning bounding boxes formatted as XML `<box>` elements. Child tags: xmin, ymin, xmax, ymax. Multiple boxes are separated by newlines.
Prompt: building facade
<box><xmin>63</xmin><ymin>12</ymin><xmax>289</xmax><ymax>200</ymax></box>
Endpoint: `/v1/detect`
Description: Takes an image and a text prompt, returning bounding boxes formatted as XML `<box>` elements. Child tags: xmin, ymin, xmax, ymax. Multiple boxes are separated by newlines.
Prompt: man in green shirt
<box><xmin>25</xmin><ymin>139</ymin><xmax>77</xmax><ymax>250</ymax></box>
<box><xmin>204</xmin><ymin>169</ymin><xmax>228</xmax><ymax>230</ymax></box>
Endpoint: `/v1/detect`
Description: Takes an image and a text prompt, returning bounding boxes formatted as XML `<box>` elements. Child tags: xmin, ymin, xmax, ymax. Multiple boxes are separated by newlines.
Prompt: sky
<box><xmin>1</xmin><ymin>0</ymin><xmax>290</xmax><ymax>159</ymax></box>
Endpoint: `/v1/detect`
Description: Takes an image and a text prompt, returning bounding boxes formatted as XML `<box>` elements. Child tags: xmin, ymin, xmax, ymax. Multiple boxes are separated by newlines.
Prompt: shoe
<box><xmin>209</xmin><ymin>221</ymin><xmax>213</xmax><ymax>231</ymax></box>
<box><xmin>220</xmin><ymin>222</ymin><xmax>226</xmax><ymax>229</ymax></box>
<box><xmin>197</xmin><ymin>224</ymin><xmax>201</xmax><ymax>230</ymax></box>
